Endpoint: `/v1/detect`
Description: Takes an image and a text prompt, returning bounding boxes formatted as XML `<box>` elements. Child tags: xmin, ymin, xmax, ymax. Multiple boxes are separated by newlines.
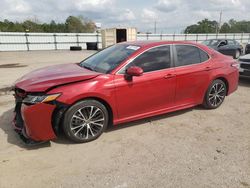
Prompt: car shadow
<box><xmin>239</xmin><ymin>77</ymin><xmax>250</xmax><ymax>87</ymax></box>
<box><xmin>0</xmin><ymin>106</ymin><xmax>196</xmax><ymax>148</ymax></box>
<box><xmin>0</xmin><ymin>108</ymin><xmax>51</xmax><ymax>149</ymax></box>
<box><xmin>106</xmin><ymin>107</ymin><xmax>194</xmax><ymax>133</ymax></box>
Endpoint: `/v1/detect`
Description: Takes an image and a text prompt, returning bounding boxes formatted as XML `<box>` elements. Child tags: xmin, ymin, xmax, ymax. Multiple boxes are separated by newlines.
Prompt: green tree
<box><xmin>0</xmin><ymin>16</ymin><xmax>96</xmax><ymax>33</ymax></box>
<box><xmin>184</xmin><ymin>18</ymin><xmax>250</xmax><ymax>33</ymax></box>
<box><xmin>65</xmin><ymin>16</ymin><xmax>85</xmax><ymax>33</ymax></box>
<box><xmin>220</xmin><ymin>23</ymin><xmax>230</xmax><ymax>33</ymax></box>
<box><xmin>184</xmin><ymin>19</ymin><xmax>218</xmax><ymax>34</ymax></box>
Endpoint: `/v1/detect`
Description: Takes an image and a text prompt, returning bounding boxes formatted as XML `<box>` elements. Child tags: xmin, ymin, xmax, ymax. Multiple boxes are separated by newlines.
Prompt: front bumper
<box><xmin>239</xmin><ymin>62</ymin><xmax>250</xmax><ymax>77</ymax></box>
<box><xmin>13</xmin><ymin>101</ymin><xmax>57</xmax><ymax>143</ymax></box>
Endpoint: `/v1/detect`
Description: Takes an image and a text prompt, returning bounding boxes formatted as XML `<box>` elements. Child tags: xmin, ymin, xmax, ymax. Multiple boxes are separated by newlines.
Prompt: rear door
<box><xmin>173</xmin><ymin>44</ymin><xmax>212</xmax><ymax>106</ymax></box>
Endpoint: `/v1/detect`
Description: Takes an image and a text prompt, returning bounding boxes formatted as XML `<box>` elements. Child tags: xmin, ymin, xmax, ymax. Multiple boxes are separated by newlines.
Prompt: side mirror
<box><xmin>126</xmin><ymin>66</ymin><xmax>143</xmax><ymax>77</ymax></box>
<box><xmin>125</xmin><ymin>66</ymin><xmax>143</xmax><ymax>81</ymax></box>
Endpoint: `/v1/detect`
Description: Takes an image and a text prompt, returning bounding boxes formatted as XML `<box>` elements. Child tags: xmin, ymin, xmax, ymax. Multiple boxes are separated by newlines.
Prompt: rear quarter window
<box><xmin>175</xmin><ymin>45</ymin><xmax>209</xmax><ymax>67</ymax></box>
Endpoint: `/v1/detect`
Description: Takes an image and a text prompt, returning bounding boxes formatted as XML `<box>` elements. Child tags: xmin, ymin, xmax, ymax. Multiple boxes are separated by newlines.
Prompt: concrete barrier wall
<box><xmin>0</xmin><ymin>32</ymin><xmax>249</xmax><ymax>51</ymax></box>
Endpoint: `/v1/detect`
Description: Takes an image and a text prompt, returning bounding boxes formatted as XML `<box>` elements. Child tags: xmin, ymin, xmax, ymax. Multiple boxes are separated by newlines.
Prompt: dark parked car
<box><xmin>13</xmin><ymin>41</ymin><xmax>239</xmax><ymax>144</ymax></box>
<box><xmin>245</xmin><ymin>43</ymin><xmax>250</xmax><ymax>54</ymax></box>
<box><xmin>202</xmin><ymin>39</ymin><xmax>243</xmax><ymax>59</ymax></box>
<box><xmin>239</xmin><ymin>54</ymin><xmax>250</xmax><ymax>77</ymax></box>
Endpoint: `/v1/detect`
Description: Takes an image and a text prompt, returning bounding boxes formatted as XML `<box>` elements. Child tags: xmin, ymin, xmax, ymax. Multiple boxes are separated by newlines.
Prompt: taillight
<box><xmin>231</xmin><ymin>61</ymin><xmax>239</xmax><ymax>69</ymax></box>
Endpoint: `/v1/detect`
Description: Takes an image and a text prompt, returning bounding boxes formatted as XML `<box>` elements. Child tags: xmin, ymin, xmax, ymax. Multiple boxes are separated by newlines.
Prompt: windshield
<box><xmin>80</xmin><ymin>44</ymin><xmax>140</xmax><ymax>73</ymax></box>
<box><xmin>202</xmin><ymin>40</ymin><xmax>220</xmax><ymax>46</ymax></box>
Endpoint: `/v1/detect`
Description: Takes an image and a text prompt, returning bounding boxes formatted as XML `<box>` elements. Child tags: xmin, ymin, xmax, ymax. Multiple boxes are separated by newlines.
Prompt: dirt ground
<box><xmin>0</xmin><ymin>50</ymin><xmax>249</xmax><ymax>188</ymax></box>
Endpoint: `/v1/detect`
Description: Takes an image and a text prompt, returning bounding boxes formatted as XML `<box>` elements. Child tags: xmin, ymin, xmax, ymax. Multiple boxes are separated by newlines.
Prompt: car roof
<box><xmin>120</xmin><ymin>40</ymin><xmax>198</xmax><ymax>48</ymax></box>
<box><xmin>205</xmin><ymin>39</ymin><xmax>235</xmax><ymax>41</ymax></box>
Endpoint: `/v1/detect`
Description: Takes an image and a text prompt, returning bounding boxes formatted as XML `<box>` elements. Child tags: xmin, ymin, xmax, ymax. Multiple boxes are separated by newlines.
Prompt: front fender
<box><xmin>47</xmin><ymin>75</ymin><xmax>118</xmax><ymax>121</ymax></box>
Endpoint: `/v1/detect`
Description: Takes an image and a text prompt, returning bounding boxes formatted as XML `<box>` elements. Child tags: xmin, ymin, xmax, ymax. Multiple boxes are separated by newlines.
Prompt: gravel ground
<box><xmin>0</xmin><ymin>50</ymin><xmax>249</xmax><ymax>188</ymax></box>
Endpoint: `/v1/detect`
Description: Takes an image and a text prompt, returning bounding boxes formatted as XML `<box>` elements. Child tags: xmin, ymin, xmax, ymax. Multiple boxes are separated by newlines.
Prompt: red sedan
<box><xmin>13</xmin><ymin>41</ymin><xmax>239</xmax><ymax>144</ymax></box>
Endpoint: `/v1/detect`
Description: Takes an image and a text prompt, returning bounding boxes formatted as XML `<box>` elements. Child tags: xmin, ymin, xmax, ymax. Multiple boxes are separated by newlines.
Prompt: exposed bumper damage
<box><xmin>13</xmin><ymin>88</ymin><xmax>67</xmax><ymax>145</ymax></box>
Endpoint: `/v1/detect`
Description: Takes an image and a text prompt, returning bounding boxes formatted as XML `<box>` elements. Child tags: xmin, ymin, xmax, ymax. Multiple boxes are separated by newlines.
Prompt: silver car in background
<box><xmin>239</xmin><ymin>54</ymin><xmax>250</xmax><ymax>77</ymax></box>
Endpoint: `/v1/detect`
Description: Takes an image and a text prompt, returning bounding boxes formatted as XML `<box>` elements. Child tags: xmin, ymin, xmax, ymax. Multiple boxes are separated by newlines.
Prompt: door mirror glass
<box><xmin>126</xmin><ymin>66</ymin><xmax>143</xmax><ymax>76</ymax></box>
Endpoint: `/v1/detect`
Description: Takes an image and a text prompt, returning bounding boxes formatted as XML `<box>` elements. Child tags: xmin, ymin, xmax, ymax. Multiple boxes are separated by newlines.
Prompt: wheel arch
<box><xmin>70</xmin><ymin>96</ymin><xmax>114</xmax><ymax>127</ymax></box>
<box><xmin>213</xmin><ymin>76</ymin><xmax>229</xmax><ymax>95</ymax></box>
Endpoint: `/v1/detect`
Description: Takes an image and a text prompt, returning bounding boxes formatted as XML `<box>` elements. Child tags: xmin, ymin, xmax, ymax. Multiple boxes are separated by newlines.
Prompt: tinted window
<box><xmin>200</xmin><ymin>50</ymin><xmax>209</xmax><ymax>62</ymax></box>
<box><xmin>202</xmin><ymin>40</ymin><xmax>219</xmax><ymax>46</ymax></box>
<box><xmin>227</xmin><ymin>40</ymin><xmax>235</xmax><ymax>45</ymax></box>
<box><xmin>175</xmin><ymin>45</ymin><xmax>209</xmax><ymax>67</ymax></box>
<box><xmin>234</xmin><ymin>40</ymin><xmax>240</xmax><ymax>45</ymax></box>
<box><xmin>125</xmin><ymin>45</ymin><xmax>171</xmax><ymax>73</ymax></box>
<box><xmin>80</xmin><ymin>44</ymin><xmax>140</xmax><ymax>73</ymax></box>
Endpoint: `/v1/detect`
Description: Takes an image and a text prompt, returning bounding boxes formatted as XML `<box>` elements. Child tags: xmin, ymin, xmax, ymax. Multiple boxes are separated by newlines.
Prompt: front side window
<box><xmin>175</xmin><ymin>45</ymin><xmax>209</xmax><ymax>67</ymax></box>
<box><xmin>80</xmin><ymin>44</ymin><xmax>140</xmax><ymax>73</ymax></box>
<box><xmin>120</xmin><ymin>45</ymin><xmax>171</xmax><ymax>73</ymax></box>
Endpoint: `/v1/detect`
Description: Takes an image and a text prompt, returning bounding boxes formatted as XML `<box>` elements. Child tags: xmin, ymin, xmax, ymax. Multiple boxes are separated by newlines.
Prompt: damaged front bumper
<box><xmin>13</xmin><ymin>89</ymin><xmax>66</xmax><ymax>145</ymax></box>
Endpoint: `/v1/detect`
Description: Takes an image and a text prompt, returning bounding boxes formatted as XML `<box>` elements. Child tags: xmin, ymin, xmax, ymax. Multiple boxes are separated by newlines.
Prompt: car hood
<box><xmin>239</xmin><ymin>54</ymin><xmax>250</xmax><ymax>60</ymax></box>
<box><xmin>15</xmin><ymin>63</ymin><xmax>102</xmax><ymax>92</ymax></box>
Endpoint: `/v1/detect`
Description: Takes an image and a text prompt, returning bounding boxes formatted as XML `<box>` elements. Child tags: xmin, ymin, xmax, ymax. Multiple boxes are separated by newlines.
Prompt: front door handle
<box><xmin>205</xmin><ymin>66</ymin><xmax>212</xmax><ymax>71</ymax></box>
<box><xmin>164</xmin><ymin>74</ymin><xmax>176</xmax><ymax>79</ymax></box>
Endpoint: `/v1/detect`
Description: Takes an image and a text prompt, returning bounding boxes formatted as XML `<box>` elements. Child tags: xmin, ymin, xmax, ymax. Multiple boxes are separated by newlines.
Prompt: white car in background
<box><xmin>239</xmin><ymin>54</ymin><xmax>250</xmax><ymax>77</ymax></box>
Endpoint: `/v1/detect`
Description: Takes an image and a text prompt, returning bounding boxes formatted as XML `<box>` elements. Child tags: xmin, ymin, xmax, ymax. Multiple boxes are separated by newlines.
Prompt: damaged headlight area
<box><xmin>23</xmin><ymin>93</ymin><xmax>61</xmax><ymax>104</ymax></box>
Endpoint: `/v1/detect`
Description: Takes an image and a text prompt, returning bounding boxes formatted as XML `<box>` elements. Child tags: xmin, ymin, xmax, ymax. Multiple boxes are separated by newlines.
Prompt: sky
<box><xmin>0</xmin><ymin>0</ymin><xmax>250</xmax><ymax>33</ymax></box>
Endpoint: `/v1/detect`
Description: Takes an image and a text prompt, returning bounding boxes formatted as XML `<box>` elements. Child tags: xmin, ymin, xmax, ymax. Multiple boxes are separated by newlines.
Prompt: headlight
<box><xmin>23</xmin><ymin>93</ymin><xmax>61</xmax><ymax>104</ymax></box>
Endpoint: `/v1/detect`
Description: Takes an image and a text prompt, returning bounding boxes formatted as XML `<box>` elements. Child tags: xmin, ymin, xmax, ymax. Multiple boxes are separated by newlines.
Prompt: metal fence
<box><xmin>137</xmin><ymin>33</ymin><xmax>250</xmax><ymax>43</ymax></box>
<box><xmin>0</xmin><ymin>32</ymin><xmax>250</xmax><ymax>51</ymax></box>
<box><xmin>0</xmin><ymin>32</ymin><xmax>101</xmax><ymax>51</ymax></box>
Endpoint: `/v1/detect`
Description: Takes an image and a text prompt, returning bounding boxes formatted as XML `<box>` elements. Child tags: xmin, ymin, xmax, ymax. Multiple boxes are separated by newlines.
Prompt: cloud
<box><xmin>154</xmin><ymin>0</ymin><xmax>180</xmax><ymax>12</ymax></box>
<box><xmin>0</xmin><ymin>0</ymin><xmax>249</xmax><ymax>33</ymax></box>
<box><xmin>141</xmin><ymin>9</ymin><xmax>158</xmax><ymax>22</ymax></box>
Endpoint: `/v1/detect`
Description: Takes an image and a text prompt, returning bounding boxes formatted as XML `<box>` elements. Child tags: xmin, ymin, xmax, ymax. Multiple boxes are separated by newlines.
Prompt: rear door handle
<box><xmin>164</xmin><ymin>74</ymin><xmax>176</xmax><ymax>79</ymax></box>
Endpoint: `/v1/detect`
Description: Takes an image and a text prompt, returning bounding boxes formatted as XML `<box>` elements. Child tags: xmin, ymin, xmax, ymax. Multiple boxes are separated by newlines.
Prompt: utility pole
<box><xmin>154</xmin><ymin>21</ymin><xmax>157</xmax><ymax>34</ymax></box>
<box><xmin>216</xmin><ymin>11</ymin><xmax>222</xmax><ymax>34</ymax></box>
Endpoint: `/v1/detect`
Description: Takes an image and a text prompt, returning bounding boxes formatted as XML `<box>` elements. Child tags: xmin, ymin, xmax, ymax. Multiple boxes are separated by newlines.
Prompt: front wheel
<box><xmin>63</xmin><ymin>100</ymin><xmax>109</xmax><ymax>143</ymax></box>
<box><xmin>203</xmin><ymin>79</ymin><xmax>227</xmax><ymax>109</ymax></box>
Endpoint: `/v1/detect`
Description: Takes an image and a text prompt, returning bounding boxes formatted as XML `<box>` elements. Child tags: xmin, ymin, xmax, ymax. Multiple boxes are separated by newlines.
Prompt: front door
<box><xmin>114</xmin><ymin>45</ymin><xmax>176</xmax><ymax>122</ymax></box>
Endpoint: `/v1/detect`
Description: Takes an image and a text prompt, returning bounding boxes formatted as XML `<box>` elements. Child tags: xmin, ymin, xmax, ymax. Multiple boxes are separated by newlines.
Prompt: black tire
<box><xmin>70</xmin><ymin>46</ymin><xmax>82</xmax><ymax>51</ymax></box>
<box><xmin>63</xmin><ymin>100</ymin><xmax>109</xmax><ymax>143</ymax></box>
<box><xmin>86</xmin><ymin>42</ymin><xmax>98</xmax><ymax>50</ymax></box>
<box><xmin>203</xmin><ymin>79</ymin><xmax>227</xmax><ymax>109</ymax></box>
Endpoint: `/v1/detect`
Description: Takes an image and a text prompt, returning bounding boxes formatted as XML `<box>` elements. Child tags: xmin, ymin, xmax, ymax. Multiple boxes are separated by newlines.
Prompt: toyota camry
<box><xmin>13</xmin><ymin>41</ymin><xmax>239</xmax><ymax>144</ymax></box>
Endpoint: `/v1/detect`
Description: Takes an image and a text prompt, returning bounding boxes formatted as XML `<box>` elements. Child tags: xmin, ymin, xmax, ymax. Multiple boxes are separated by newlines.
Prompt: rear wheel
<box><xmin>203</xmin><ymin>79</ymin><xmax>227</xmax><ymax>109</ymax></box>
<box><xmin>63</xmin><ymin>100</ymin><xmax>108</xmax><ymax>143</ymax></box>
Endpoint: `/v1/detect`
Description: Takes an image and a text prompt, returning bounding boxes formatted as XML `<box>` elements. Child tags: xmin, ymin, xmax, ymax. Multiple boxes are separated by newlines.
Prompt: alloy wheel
<box><xmin>208</xmin><ymin>82</ymin><xmax>226</xmax><ymax>107</ymax></box>
<box><xmin>70</xmin><ymin>106</ymin><xmax>105</xmax><ymax>140</ymax></box>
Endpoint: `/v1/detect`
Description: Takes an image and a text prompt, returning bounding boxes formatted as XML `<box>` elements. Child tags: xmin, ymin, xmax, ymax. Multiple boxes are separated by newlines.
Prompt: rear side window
<box><xmin>200</xmin><ymin>50</ymin><xmax>209</xmax><ymax>62</ymax></box>
<box><xmin>121</xmin><ymin>45</ymin><xmax>171</xmax><ymax>73</ymax></box>
<box><xmin>227</xmin><ymin>40</ymin><xmax>235</xmax><ymax>45</ymax></box>
<box><xmin>175</xmin><ymin>45</ymin><xmax>209</xmax><ymax>67</ymax></box>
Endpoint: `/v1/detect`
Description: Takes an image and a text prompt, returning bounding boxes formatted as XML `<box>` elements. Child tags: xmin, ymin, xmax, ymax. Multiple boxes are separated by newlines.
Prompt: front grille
<box><xmin>241</xmin><ymin>63</ymin><xmax>250</xmax><ymax>70</ymax></box>
<box><xmin>239</xmin><ymin>58</ymin><xmax>250</xmax><ymax>63</ymax></box>
<box><xmin>246</xmin><ymin>44</ymin><xmax>250</xmax><ymax>49</ymax></box>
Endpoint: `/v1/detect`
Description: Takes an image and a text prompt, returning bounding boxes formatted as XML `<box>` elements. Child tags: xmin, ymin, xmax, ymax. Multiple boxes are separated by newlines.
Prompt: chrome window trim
<box><xmin>116</xmin><ymin>43</ymin><xmax>211</xmax><ymax>75</ymax></box>
<box><xmin>172</xmin><ymin>44</ymin><xmax>211</xmax><ymax>69</ymax></box>
<box><xmin>116</xmin><ymin>44</ymin><xmax>173</xmax><ymax>75</ymax></box>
